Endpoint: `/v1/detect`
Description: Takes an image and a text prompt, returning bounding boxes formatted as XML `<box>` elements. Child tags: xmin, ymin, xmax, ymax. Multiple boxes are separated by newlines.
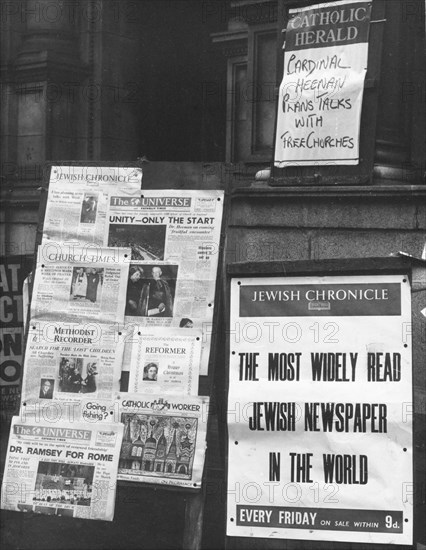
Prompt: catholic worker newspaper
<box><xmin>43</xmin><ymin>166</ymin><xmax>142</xmax><ymax>245</ymax></box>
<box><xmin>115</xmin><ymin>393</ymin><xmax>209</xmax><ymax>488</ymax></box>
<box><xmin>227</xmin><ymin>274</ymin><xmax>412</xmax><ymax>545</ymax></box>
<box><xmin>31</xmin><ymin>243</ymin><xmax>130</xmax><ymax>324</ymax></box>
<box><xmin>1</xmin><ymin>417</ymin><xmax>124</xmax><ymax>521</ymax></box>
<box><xmin>21</xmin><ymin>320</ymin><xmax>125</xmax><ymax>409</ymax></box>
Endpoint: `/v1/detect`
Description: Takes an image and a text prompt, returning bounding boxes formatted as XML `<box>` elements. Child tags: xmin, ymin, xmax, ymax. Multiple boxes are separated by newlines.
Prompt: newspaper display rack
<box><xmin>1</xmin><ymin>162</ymin><xmax>227</xmax><ymax>549</ymax></box>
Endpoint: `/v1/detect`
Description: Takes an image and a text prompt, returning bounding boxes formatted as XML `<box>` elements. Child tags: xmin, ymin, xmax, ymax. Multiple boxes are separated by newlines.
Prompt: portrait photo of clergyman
<box><xmin>84</xmin><ymin>362</ymin><xmax>98</xmax><ymax>393</ymax></box>
<box><xmin>143</xmin><ymin>362</ymin><xmax>159</xmax><ymax>381</ymax></box>
<box><xmin>80</xmin><ymin>192</ymin><xmax>98</xmax><ymax>224</ymax></box>
<box><xmin>125</xmin><ymin>266</ymin><xmax>145</xmax><ymax>316</ymax></box>
<box><xmin>39</xmin><ymin>378</ymin><xmax>54</xmax><ymax>399</ymax></box>
<box><xmin>139</xmin><ymin>264</ymin><xmax>178</xmax><ymax>318</ymax></box>
<box><xmin>70</xmin><ymin>267</ymin><xmax>103</xmax><ymax>303</ymax></box>
<box><xmin>125</xmin><ymin>264</ymin><xmax>178</xmax><ymax>318</ymax></box>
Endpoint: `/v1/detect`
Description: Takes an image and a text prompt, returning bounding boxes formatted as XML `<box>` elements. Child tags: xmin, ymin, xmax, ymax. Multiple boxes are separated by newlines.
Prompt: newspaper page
<box><xmin>21</xmin><ymin>320</ymin><xmax>125</xmax><ymax>409</ymax></box>
<box><xmin>106</xmin><ymin>189</ymin><xmax>224</xmax><ymax>374</ymax></box>
<box><xmin>114</xmin><ymin>393</ymin><xmax>209</xmax><ymax>488</ymax></box>
<box><xmin>126</xmin><ymin>327</ymin><xmax>202</xmax><ymax>396</ymax></box>
<box><xmin>43</xmin><ymin>166</ymin><xmax>142</xmax><ymax>245</ymax></box>
<box><xmin>1</xmin><ymin>417</ymin><xmax>123</xmax><ymax>521</ymax></box>
<box><xmin>31</xmin><ymin>243</ymin><xmax>130</xmax><ymax>324</ymax></box>
<box><xmin>274</xmin><ymin>0</ymin><xmax>372</xmax><ymax>167</ymax></box>
<box><xmin>227</xmin><ymin>274</ymin><xmax>412</xmax><ymax>545</ymax></box>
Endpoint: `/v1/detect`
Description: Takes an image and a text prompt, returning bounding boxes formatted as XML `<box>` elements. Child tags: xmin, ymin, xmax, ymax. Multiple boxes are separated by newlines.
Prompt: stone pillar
<box><xmin>13</xmin><ymin>0</ymin><xmax>88</xmax><ymax>173</ymax></box>
<box><xmin>374</xmin><ymin>0</ymin><xmax>424</xmax><ymax>182</ymax></box>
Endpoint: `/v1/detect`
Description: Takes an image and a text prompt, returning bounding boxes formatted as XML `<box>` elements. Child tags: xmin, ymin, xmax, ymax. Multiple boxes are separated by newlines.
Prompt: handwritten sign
<box><xmin>227</xmin><ymin>274</ymin><xmax>412</xmax><ymax>545</ymax></box>
<box><xmin>274</xmin><ymin>0</ymin><xmax>372</xmax><ymax>167</ymax></box>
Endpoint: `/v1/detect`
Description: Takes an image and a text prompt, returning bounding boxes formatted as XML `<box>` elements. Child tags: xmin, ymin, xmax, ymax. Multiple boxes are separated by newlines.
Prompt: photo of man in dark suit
<box><xmin>139</xmin><ymin>266</ymin><xmax>174</xmax><ymax>317</ymax></box>
<box><xmin>39</xmin><ymin>379</ymin><xmax>54</xmax><ymax>399</ymax></box>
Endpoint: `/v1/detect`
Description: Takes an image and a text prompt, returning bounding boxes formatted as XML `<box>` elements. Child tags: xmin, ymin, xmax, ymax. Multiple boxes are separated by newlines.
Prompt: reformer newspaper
<box><xmin>106</xmin><ymin>189</ymin><xmax>224</xmax><ymax>374</ymax></box>
<box><xmin>114</xmin><ymin>393</ymin><xmax>209</xmax><ymax>488</ymax></box>
<box><xmin>21</xmin><ymin>320</ymin><xmax>125</xmax><ymax>408</ymax></box>
<box><xmin>1</xmin><ymin>417</ymin><xmax>124</xmax><ymax>521</ymax></box>
<box><xmin>126</xmin><ymin>327</ymin><xmax>202</xmax><ymax>396</ymax></box>
<box><xmin>31</xmin><ymin>243</ymin><xmax>130</xmax><ymax>324</ymax></box>
<box><xmin>43</xmin><ymin>166</ymin><xmax>142</xmax><ymax>245</ymax></box>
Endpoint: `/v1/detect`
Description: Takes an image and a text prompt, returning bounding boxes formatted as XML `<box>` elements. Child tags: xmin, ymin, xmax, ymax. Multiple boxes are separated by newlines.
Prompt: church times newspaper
<box><xmin>107</xmin><ymin>190</ymin><xmax>224</xmax><ymax>375</ymax></box>
<box><xmin>227</xmin><ymin>275</ymin><xmax>412</xmax><ymax>545</ymax></box>
<box><xmin>21</xmin><ymin>320</ymin><xmax>125</xmax><ymax>409</ymax></box>
<box><xmin>31</xmin><ymin>243</ymin><xmax>130</xmax><ymax>324</ymax></box>
<box><xmin>42</xmin><ymin>166</ymin><xmax>142</xmax><ymax>246</ymax></box>
<box><xmin>1</xmin><ymin>417</ymin><xmax>124</xmax><ymax>521</ymax></box>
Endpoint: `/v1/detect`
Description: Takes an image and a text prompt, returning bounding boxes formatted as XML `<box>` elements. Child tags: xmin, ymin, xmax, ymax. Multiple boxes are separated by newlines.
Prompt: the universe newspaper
<box><xmin>106</xmin><ymin>189</ymin><xmax>224</xmax><ymax>374</ymax></box>
<box><xmin>1</xmin><ymin>417</ymin><xmax>124</xmax><ymax>521</ymax></box>
<box><xmin>115</xmin><ymin>393</ymin><xmax>209</xmax><ymax>488</ymax></box>
<box><xmin>21</xmin><ymin>320</ymin><xmax>125</xmax><ymax>408</ymax></box>
<box><xmin>43</xmin><ymin>166</ymin><xmax>142</xmax><ymax>246</ymax></box>
<box><xmin>31</xmin><ymin>243</ymin><xmax>130</xmax><ymax>324</ymax></box>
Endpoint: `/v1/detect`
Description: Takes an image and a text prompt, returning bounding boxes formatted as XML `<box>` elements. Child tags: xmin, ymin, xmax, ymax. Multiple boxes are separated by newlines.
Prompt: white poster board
<box><xmin>274</xmin><ymin>0</ymin><xmax>372</xmax><ymax>167</ymax></box>
<box><xmin>227</xmin><ymin>274</ymin><xmax>412</xmax><ymax>545</ymax></box>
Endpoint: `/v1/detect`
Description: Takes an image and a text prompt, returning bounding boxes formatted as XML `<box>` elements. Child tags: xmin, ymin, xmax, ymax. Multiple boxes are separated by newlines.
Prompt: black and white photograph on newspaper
<box><xmin>80</xmin><ymin>193</ymin><xmax>99</xmax><ymax>225</ymax></box>
<box><xmin>70</xmin><ymin>267</ymin><xmax>104</xmax><ymax>303</ymax></box>
<box><xmin>124</xmin><ymin>263</ymin><xmax>178</xmax><ymax>318</ymax></box>
<box><xmin>108</xmin><ymin>224</ymin><xmax>167</xmax><ymax>261</ymax></box>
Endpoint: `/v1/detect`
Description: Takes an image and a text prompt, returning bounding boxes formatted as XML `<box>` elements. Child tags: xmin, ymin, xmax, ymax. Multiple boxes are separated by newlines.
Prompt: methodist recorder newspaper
<box><xmin>227</xmin><ymin>274</ymin><xmax>412</xmax><ymax>545</ymax></box>
<box><xmin>1</xmin><ymin>417</ymin><xmax>124</xmax><ymax>521</ymax></box>
<box><xmin>21</xmin><ymin>320</ymin><xmax>125</xmax><ymax>409</ymax></box>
